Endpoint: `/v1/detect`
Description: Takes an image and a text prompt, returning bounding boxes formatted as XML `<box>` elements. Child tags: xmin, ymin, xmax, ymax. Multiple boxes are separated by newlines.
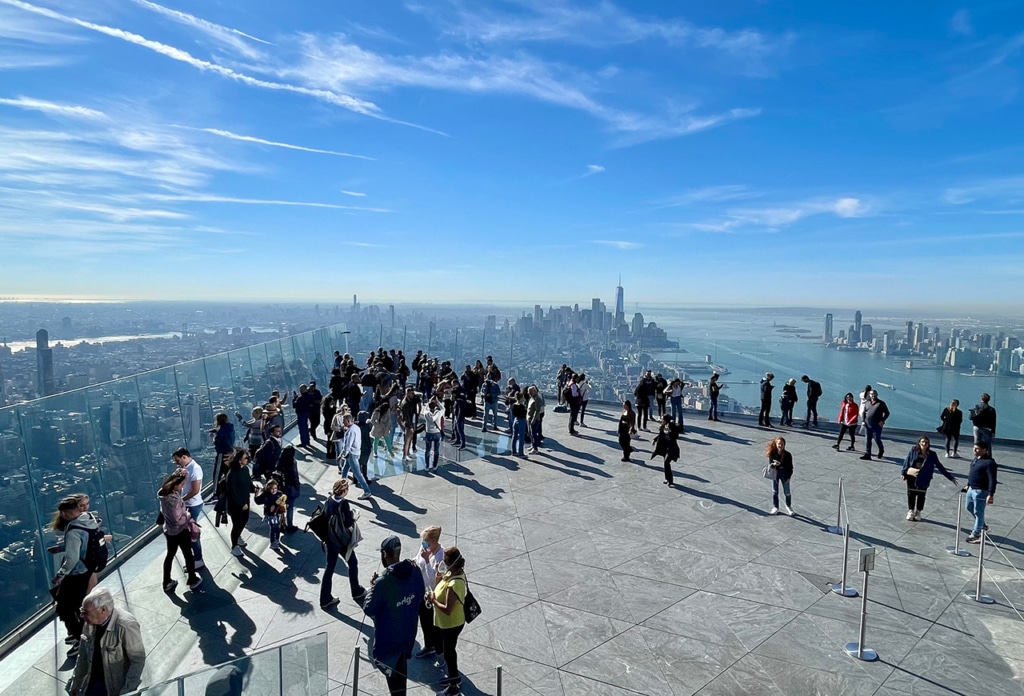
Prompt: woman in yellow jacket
<box><xmin>429</xmin><ymin>547</ymin><xmax>467</xmax><ymax>695</ymax></box>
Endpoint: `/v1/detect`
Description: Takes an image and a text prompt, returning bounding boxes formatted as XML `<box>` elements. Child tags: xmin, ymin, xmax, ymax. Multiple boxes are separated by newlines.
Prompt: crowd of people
<box><xmin>44</xmin><ymin>349</ymin><xmax>1005</xmax><ymax>695</ymax></box>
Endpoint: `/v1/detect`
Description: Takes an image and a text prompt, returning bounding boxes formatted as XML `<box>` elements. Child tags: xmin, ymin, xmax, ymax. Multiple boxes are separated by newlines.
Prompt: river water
<box><xmin>642</xmin><ymin>307</ymin><xmax>1024</xmax><ymax>441</ymax></box>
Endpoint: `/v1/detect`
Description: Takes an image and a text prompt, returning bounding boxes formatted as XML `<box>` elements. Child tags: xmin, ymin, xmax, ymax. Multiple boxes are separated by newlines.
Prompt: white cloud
<box><xmin>950</xmin><ymin>9</ymin><xmax>973</xmax><ymax>37</ymax></box>
<box><xmin>184</xmin><ymin>127</ymin><xmax>374</xmax><ymax>160</ymax></box>
<box><xmin>0</xmin><ymin>0</ymin><xmax>381</xmax><ymax>116</ymax></box>
<box><xmin>593</xmin><ymin>239</ymin><xmax>642</xmax><ymax>250</ymax></box>
<box><xmin>944</xmin><ymin>177</ymin><xmax>1024</xmax><ymax>205</ymax></box>
<box><xmin>657</xmin><ymin>185</ymin><xmax>756</xmax><ymax>208</ymax></box>
<box><xmin>688</xmin><ymin>197</ymin><xmax>871</xmax><ymax>232</ymax></box>
<box><xmin>0</xmin><ymin>95</ymin><xmax>107</xmax><ymax>120</ymax></box>
<box><xmin>142</xmin><ymin>193</ymin><xmax>392</xmax><ymax>212</ymax></box>
<box><xmin>582</xmin><ymin>164</ymin><xmax>605</xmax><ymax>177</ymax></box>
<box><xmin>130</xmin><ymin>0</ymin><xmax>271</xmax><ymax>59</ymax></box>
<box><xmin>340</xmin><ymin>190</ymin><xmax>367</xmax><ymax>197</ymax></box>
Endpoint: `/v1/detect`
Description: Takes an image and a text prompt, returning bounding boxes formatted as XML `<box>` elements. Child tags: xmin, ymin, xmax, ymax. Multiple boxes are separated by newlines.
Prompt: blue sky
<box><xmin>0</xmin><ymin>1</ymin><xmax>1022</xmax><ymax>308</ymax></box>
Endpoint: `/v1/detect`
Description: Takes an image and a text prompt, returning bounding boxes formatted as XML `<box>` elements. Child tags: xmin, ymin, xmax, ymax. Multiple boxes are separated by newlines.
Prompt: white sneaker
<box><xmin>769</xmin><ymin>507</ymin><xmax>779</xmax><ymax>516</ymax></box>
<box><xmin>231</xmin><ymin>545</ymin><xmax>243</xmax><ymax>557</ymax></box>
<box><xmin>783</xmin><ymin>504</ymin><xmax>794</xmax><ymax>516</ymax></box>
<box><xmin>358</xmin><ymin>492</ymin><xmax>373</xmax><ymax>500</ymax></box>
<box><xmin>913</xmin><ymin>510</ymin><xmax>922</xmax><ymax>521</ymax></box>
<box><xmin>906</xmin><ymin>510</ymin><xmax>914</xmax><ymax>521</ymax></box>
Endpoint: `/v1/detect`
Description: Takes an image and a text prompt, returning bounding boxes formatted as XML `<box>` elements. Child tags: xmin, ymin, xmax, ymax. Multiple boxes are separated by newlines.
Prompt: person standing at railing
<box><xmin>235</xmin><ymin>407</ymin><xmax>265</xmax><ymax>459</ymax></box>
<box><xmin>708</xmin><ymin>373</ymin><xmax>721</xmax><ymax>422</ymax></box>
<box><xmin>578</xmin><ymin>373</ymin><xmax>592</xmax><ymax>428</ymax></box>
<box><xmin>969</xmin><ymin>393</ymin><xmax>997</xmax><ymax>455</ymax></box>
<box><xmin>291</xmin><ymin>384</ymin><xmax>315</xmax><ymax>449</ymax></box>
<box><xmin>900</xmin><ymin>436</ymin><xmax>959</xmax><ymax>522</ymax></box>
<box><xmin>832</xmin><ymin>393</ymin><xmax>859</xmax><ymax>451</ymax></box>
<box><xmin>939</xmin><ymin>399</ymin><xmax>963</xmax><ymax>458</ymax></box>
<box><xmin>527</xmin><ymin>385</ymin><xmax>545</xmax><ymax>454</ymax></box>
<box><xmin>965</xmin><ymin>441</ymin><xmax>998</xmax><ymax>544</ymax></box>
<box><xmin>634</xmin><ymin>370</ymin><xmax>655</xmax><ymax>431</ymax></box>
<box><xmin>210</xmin><ymin>412</ymin><xmax>235</xmax><ymax>493</ymax></box>
<box><xmin>779</xmin><ymin>378</ymin><xmax>798</xmax><ymax>427</ymax></box>
<box><xmin>157</xmin><ymin>469</ymin><xmax>203</xmax><ymax>594</ymax></box>
<box><xmin>654</xmin><ymin>373</ymin><xmax>668</xmax><ymax>420</ymax></box>
<box><xmin>801</xmin><ymin>375</ymin><xmax>822</xmax><ymax>428</ymax></box>
<box><xmin>758</xmin><ymin>373</ymin><xmax>775</xmax><ymax>428</ymax></box>
<box><xmin>51</xmin><ymin>495</ymin><xmax>104</xmax><ymax>658</ymax></box>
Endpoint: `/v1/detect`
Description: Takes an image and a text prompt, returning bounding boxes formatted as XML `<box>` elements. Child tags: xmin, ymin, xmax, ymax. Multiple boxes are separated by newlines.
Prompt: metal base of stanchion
<box><xmin>845</xmin><ymin>642</ymin><xmax>879</xmax><ymax>661</ymax></box>
<box><xmin>945</xmin><ymin>545</ymin><xmax>970</xmax><ymax>557</ymax></box>
<box><xmin>830</xmin><ymin>583</ymin><xmax>859</xmax><ymax>597</ymax></box>
<box><xmin>964</xmin><ymin>592</ymin><xmax>995</xmax><ymax>604</ymax></box>
<box><xmin>826</xmin><ymin>525</ymin><xmax>845</xmax><ymax>535</ymax></box>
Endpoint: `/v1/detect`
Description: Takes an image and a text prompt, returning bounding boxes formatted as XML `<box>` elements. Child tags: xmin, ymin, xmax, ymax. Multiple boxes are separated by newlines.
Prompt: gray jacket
<box><xmin>67</xmin><ymin>608</ymin><xmax>146</xmax><ymax>695</ymax></box>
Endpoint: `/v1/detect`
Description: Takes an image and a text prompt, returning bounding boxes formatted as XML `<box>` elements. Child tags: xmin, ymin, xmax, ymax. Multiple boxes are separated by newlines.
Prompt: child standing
<box><xmin>254</xmin><ymin>478</ymin><xmax>288</xmax><ymax>550</ymax></box>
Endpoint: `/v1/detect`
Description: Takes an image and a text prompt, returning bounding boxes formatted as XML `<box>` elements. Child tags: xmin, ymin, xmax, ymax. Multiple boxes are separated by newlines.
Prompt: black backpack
<box><xmin>811</xmin><ymin>381</ymin><xmax>823</xmax><ymax>399</ymax></box>
<box><xmin>305</xmin><ymin>503</ymin><xmax>330</xmax><ymax>546</ymax></box>
<box><xmin>327</xmin><ymin>507</ymin><xmax>353</xmax><ymax>552</ymax></box>
<box><xmin>68</xmin><ymin>518</ymin><xmax>109</xmax><ymax>573</ymax></box>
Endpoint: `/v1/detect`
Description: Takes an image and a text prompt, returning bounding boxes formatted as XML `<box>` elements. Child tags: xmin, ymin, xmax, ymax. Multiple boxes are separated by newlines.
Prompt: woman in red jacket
<box><xmin>831</xmin><ymin>393</ymin><xmax>859</xmax><ymax>451</ymax></box>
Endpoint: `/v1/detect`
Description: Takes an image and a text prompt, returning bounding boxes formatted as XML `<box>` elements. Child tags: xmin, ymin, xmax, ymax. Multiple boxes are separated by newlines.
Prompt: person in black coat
<box><xmin>272</xmin><ymin>445</ymin><xmax>301</xmax><ymax>533</ymax></box>
<box><xmin>650</xmin><ymin>415</ymin><xmax>681</xmax><ymax>486</ymax></box>
<box><xmin>939</xmin><ymin>399</ymin><xmax>963</xmax><ymax>458</ymax></box>
<box><xmin>758</xmin><ymin>373</ymin><xmax>775</xmax><ymax>427</ymax></box>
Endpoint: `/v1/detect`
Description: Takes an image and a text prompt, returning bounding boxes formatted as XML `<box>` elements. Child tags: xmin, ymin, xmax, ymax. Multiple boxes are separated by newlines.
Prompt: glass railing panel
<box><xmin>83</xmin><ymin>381</ymin><xmax>160</xmax><ymax>546</ymax></box>
<box><xmin>0</xmin><ymin>404</ymin><xmax>49</xmax><ymax>638</ymax></box>
<box><xmin>263</xmin><ymin>340</ymin><xmax>289</xmax><ymax>399</ymax></box>
<box><xmin>225</xmin><ymin>347</ymin><xmax>258</xmax><ymax>417</ymax></box>
<box><xmin>201</xmin><ymin>352</ymin><xmax>238</xmax><ymax>422</ymax></box>
<box><xmin>173</xmin><ymin>361</ymin><xmax>215</xmax><ymax>453</ymax></box>
<box><xmin>279</xmin><ymin>629</ymin><xmax>329</xmax><ymax>696</ymax></box>
<box><xmin>135</xmin><ymin>367</ymin><xmax>187</xmax><ymax>478</ymax></box>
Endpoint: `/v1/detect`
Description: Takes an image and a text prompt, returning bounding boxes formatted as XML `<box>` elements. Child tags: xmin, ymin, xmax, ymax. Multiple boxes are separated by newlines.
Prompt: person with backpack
<box><xmin>566</xmin><ymin>374</ymin><xmax>582</xmax><ymax>436</ymax></box>
<box><xmin>481</xmin><ymin>378</ymin><xmax>501</xmax><ymax>434</ymax></box>
<box><xmin>801</xmin><ymin>375</ymin><xmax>823</xmax><ymax>428</ymax></box>
<box><xmin>319</xmin><ymin>479</ymin><xmax>366</xmax><ymax>609</ymax></box>
<box><xmin>273</xmin><ymin>445</ymin><xmax>301</xmax><ymax>533</ymax></box>
<box><xmin>51</xmin><ymin>494</ymin><xmax>109</xmax><ymax>658</ymax></box>
<box><xmin>157</xmin><ymin>469</ymin><xmax>203</xmax><ymax>595</ymax></box>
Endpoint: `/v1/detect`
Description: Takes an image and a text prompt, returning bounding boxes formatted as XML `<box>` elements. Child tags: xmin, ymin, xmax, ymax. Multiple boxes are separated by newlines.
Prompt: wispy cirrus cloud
<box><xmin>950</xmin><ymin>9</ymin><xmax>973</xmax><ymax>37</ymax></box>
<box><xmin>686</xmin><ymin>197</ymin><xmax>871</xmax><ymax>232</ymax></box>
<box><xmin>593</xmin><ymin>239</ymin><xmax>642</xmax><ymax>250</ymax></box>
<box><xmin>0</xmin><ymin>95</ymin><xmax>107</xmax><ymax>120</ymax></box>
<box><xmin>0</xmin><ymin>0</ymin><xmax>382</xmax><ymax>116</ymax></box>
<box><xmin>340</xmin><ymin>190</ymin><xmax>367</xmax><ymax>197</ymax></box>
<box><xmin>143</xmin><ymin>193</ymin><xmax>391</xmax><ymax>213</ymax></box>
<box><xmin>129</xmin><ymin>0</ymin><xmax>271</xmax><ymax>59</ymax></box>
<box><xmin>656</xmin><ymin>184</ymin><xmax>758</xmax><ymax>208</ymax></box>
<box><xmin>582</xmin><ymin>164</ymin><xmax>605</xmax><ymax>177</ymax></box>
<box><xmin>181</xmin><ymin>127</ymin><xmax>374</xmax><ymax>160</ymax></box>
<box><xmin>944</xmin><ymin>177</ymin><xmax>1024</xmax><ymax>205</ymax></box>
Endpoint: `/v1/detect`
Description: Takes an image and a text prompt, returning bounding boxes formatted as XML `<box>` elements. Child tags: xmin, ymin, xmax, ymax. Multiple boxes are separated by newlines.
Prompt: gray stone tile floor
<box><xmin>2</xmin><ymin>403</ymin><xmax>1022</xmax><ymax>695</ymax></box>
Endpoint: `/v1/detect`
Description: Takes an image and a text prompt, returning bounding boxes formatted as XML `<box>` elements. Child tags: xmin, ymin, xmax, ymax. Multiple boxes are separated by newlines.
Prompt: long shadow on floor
<box><xmin>169</xmin><ymin>579</ymin><xmax>257</xmax><ymax>665</ymax></box>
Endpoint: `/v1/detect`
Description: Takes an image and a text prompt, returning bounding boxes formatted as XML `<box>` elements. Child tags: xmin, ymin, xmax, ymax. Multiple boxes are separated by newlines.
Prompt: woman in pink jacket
<box><xmin>831</xmin><ymin>393</ymin><xmax>859</xmax><ymax>451</ymax></box>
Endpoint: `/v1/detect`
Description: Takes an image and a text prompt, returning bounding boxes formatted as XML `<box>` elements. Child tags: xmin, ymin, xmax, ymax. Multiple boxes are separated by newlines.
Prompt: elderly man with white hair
<box><xmin>66</xmin><ymin>587</ymin><xmax>146</xmax><ymax>696</ymax></box>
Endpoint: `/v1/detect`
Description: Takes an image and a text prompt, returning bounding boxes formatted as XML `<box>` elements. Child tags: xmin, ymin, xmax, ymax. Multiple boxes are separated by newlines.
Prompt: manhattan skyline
<box><xmin>0</xmin><ymin>1</ymin><xmax>1023</xmax><ymax>307</ymax></box>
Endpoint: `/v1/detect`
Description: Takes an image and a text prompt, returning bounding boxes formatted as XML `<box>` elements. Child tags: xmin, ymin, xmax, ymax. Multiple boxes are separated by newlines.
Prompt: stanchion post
<box><xmin>830</xmin><ymin>522</ymin><xmax>859</xmax><ymax>597</ymax></box>
<box><xmin>352</xmin><ymin>646</ymin><xmax>360</xmax><ymax>696</ymax></box>
<box><xmin>946</xmin><ymin>491</ymin><xmax>970</xmax><ymax>557</ymax></box>
<box><xmin>845</xmin><ymin>547</ymin><xmax>879</xmax><ymax>662</ymax></box>
<box><xmin>827</xmin><ymin>478</ymin><xmax>845</xmax><ymax>535</ymax></box>
<box><xmin>496</xmin><ymin>665</ymin><xmax>503</xmax><ymax>696</ymax></box>
<box><xmin>964</xmin><ymin>529</ymin><xmax>995</xmax><ymax>604</ymax></box>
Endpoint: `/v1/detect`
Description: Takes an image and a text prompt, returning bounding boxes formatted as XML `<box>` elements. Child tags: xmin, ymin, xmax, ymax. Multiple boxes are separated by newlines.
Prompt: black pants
<box><xmin>569</xmin><ymin>402</ymin><xmax>580</xmax><ymax>432</ymax></box>
<box><xmin>944</xmin><ymin>434</ymin><xmax>959</xmax><ymax>454</ymax></box>
<box><xmin>619</xmin><ymin>432</ymin><xmax>633</xmax><ymax>460</ymax></box>
<box><xmin>56</xmin><ymin>571</ymin><xmax>91</xmax><ymax>639</ymax></box>
<box><xmin>228</xmin><ymin>504</ymin><xmax>250</xmax><ymax>548</ymax></box>
<box><xmin>418</xmin><ymin>601</ymin><xmax>442</xmax><ymax>654</ymax></box>
<box><xmin>663</xmin><ymin>456</ymin><xmax>676</xmax><ymax>485</ymax></box>
<box><xmin>163</xmin><ymin>529</ymin><xmax>197</xmax><ymax>585</ymax></box>
<box><xmin>579</xmin><ymin>400</ymin><xmax>589</xmax><ymax>425</ymax></box>
<box><xmin>380</xmin><ymin>653</ymin><xmax>407</xmax><ymax>696</ymax></box>
<box><xmin>637</xmin><ymin>403</ymin><xmax>650</xmax><ymax>429</ymax></box>
<box><xmin>836</xmin><ymin>424</ymin><xmax>856</xmax><ymax>446</ymax></box>
<box><xmin>656</xmin><ymin>398</ymin><xmax>667</xmax><ymax>419</ymax></box>
<box><xmin>906</xmin><ymin>478</ymin><xmax>927</xmax><ymax>511</ymax></box>
<box><xmin>438</xmin><ymin>624</ymin><xmax>464</xmax><ymax>682</ymax></box>
<box><xmin>759</xmin><ymin>399</ymin><xmax>772</xmax><ymax>426</ymax></box>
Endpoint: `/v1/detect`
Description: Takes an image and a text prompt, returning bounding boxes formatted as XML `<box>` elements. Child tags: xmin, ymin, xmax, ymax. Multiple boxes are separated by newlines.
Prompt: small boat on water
<box><xmin>877</xmin><ymin>382</ymin><xmax>897</xmax><ymax>391</ymax></box>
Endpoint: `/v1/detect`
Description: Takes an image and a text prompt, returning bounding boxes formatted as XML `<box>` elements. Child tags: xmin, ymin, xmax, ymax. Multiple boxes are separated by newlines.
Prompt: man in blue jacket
<box><xmin>363</xmin><ymin>536</ymin><xmax>425</xmax><ymax>696</ymax></box>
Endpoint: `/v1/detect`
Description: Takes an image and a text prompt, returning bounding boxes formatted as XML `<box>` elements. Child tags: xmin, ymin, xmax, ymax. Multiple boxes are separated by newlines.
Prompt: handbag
<box><xmin>453</xmin><ymin>577</ymin><xmax>482</xmax><ymax>623</ymax></box>
<box><xmin>343</xmin><ymin>520</ymin><xmax>363</xmax><ymax>562</ymax></box>
<box><xmin>762</xmin><ymin>465</ymin><xmax>778</xmax><ymax>481</ymax></box>
<box><xmin>188</xmin><ymin>517</ymin><xmax>202</xmax><ymax>542</ymax></box>
<box><xmin>906</xmin><ymin>467</ymin><xmax>921</xmax><ymax>477</ymax></box>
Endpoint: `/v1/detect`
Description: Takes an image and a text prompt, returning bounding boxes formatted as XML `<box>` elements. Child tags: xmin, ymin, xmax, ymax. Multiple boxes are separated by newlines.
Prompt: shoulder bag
<box><xmin>452</xmin><ymin>576</ymin><xmax>482</xmax><ymax>623</ymax></box>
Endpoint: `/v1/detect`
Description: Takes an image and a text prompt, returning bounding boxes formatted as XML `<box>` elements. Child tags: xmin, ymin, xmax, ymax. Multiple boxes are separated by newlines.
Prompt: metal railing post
<box><xmin>352</xmin><ymin>646</ymin><xmax>360</xmax><ymax>695</ymax></box>
<box><xmin>496</xmin><ymin>665</ymin><xmax>503</xmax><ymax>696</ymax></box>
<box><xmin>845</xmin><ymin>556</ymin><xmax>879</xmax><ymax>661</ymax></box>
<box><xmin>965</xmin><ymin>529</ymin><xmax>995</xmax><ymax>604</ymax></box>
<box><xmin>827</xmin><ymin>478</ymin><xmax>845</xmax><ymax>535</ymax></box>
<box><xmin>946</xmin><ymin>491</ymin><xmax>970</xmax><ymax>557</ymax></box>
<box><xmin>830</xmin><ymin>523</ymin><xmax>858</xmax><ymax>597</ymax></box>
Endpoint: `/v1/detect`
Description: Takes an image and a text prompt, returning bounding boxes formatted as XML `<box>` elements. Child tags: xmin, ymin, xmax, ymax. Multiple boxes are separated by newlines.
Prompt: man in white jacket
<box><xmin>338</xmin><ymin>413</ymin><xmax>372</xmax><ymax>499</ymax></box>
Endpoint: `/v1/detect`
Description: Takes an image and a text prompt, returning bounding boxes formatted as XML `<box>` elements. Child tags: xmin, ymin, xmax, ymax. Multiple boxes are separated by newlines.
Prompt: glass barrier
<box><xmin>128</xmin><ymin>631</ymin><xmax>328</xmax><ymax>696</ymax></box>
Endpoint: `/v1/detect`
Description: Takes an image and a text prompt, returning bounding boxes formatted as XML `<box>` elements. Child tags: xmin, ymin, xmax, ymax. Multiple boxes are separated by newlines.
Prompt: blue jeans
<box><xmin>320</xmin><ymin>546</ymin><xmax>362</xmax><ymax>604</ymax></box>
<box><xmin>805</xmin><ymin>399</ymin><xmax>819</xmax><ymax>426</ymax></box>
<box><xmin>454</xmin><ymin>415</ymin><xmax>466</xmax><ymax>446</ymax></box>
<box><xmin>709</xmin><ymin>395</ymin><xmax>719</xmax><ymax>420</ymax></box>
<box><xmin>966</xmin><ymin>488</ymin><xmax>988</xmax><ymax>536</ymax></box>
<box><xmin>772</xmin><ymin>478</ymin><xmax>792</xmax><ymax>508</ymax></box>
<box><xmin>187</xmin><ymin>504</ymin><xmax>204</xmax><ymax>561</ymax></box>
<box><xmin>267</xmin><ymin>514</ymin><xmax>281</xmax><ymax>545</ymax></box>
<box><xmin>512</xmin><ymin>418</ymin><xmax>526</xmax><ymax>455</ymax></box>
<box><xmin>424</xmin><ymin>432</ymin><xmax>440</xmax><ymax>467</ymax></box>
<box><xmin>530</xmin><ymin>417</ymin><xmax>543</xmax><ymax>449</ymax></box>
<box><xmin>670</xmin><ymin>397</ymin><xmax>683</xmax><ymax>425</ymax></box>
<box><xmin>340</xmin><ymin>452</ymin><xmax>370</xmax><ymax>490</ymax></box>
<box><xmin>482</xmin><ymin>402</ymin><xmax>498</xmax><ymax>431</ymax></box>
<box><xmin>359</xmin><ymin>387</ymin><xmax>373</xmax><ymax>413</ymax></box>
<box><xmin>864</xmin><ymin>423</ymin><xmax>884</xmax><ymax>455</ymax></box>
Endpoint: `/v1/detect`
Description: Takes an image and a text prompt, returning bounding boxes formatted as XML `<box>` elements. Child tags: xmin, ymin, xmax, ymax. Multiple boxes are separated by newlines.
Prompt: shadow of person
<box><xmin>232</xmin><ymin>553</ymin><xmax>316</xmax><ymax>616</ymax></box>
<box><xmin>169</xmin><ymin>579</ymin><xmax>257</xmax><ymax>666</ymax></box>
<box><xmin>203</xmin><ymin>655</ymin><xmax>252</xmax><ymax>696</ymax></box>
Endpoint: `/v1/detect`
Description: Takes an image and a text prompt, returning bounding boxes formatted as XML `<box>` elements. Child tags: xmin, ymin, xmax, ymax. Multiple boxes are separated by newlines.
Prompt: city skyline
<box><xmin>1</xmin><ymin>1</ymin><xmax>1023</xmax><ymax>307</ymax></box>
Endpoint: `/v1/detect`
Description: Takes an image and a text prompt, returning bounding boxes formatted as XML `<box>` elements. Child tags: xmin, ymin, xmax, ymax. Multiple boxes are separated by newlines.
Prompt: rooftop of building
<box><xmin>1</xmin><ymin>403</ymin><xmax>1021</xmax><ymax>695</ymax></box>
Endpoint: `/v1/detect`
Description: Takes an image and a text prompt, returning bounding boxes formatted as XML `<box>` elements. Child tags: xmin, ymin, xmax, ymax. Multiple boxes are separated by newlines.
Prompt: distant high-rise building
<box><xmin>615</xmin><ymin>277</ymin><xmax>625</xmax><ymax>325</ymax></box>
<box><xmin>389</xmin><ymin>304</ymin><xmax>395</xmax><ymax>327</ymax></box>
<box><xmin>61</xmin><ymin>316</ymin><xmax>73</xmax><ymax>339</ymax></box>
<box><xmin>36</xmin><ymin>329</ymin><xmax>54</xmax><ymax>397</ymax></box>
<box><xmin>854</xmin><ymin>311</ymin><xmax>862</xmax><ymax>335</ymax></box>
<box><xmin>485</xmin><ymin>315</ymin><xmax>496</xmax><ymax>332</ymax></box>
<box><xmin>534</xmin><ymin>305</ymin><xmax>543</xmax><ymax>325</ymax></box>
<box><xmin>823</xmin><ymin>313</ymin><xmax>833</xmax><ymax>343</ymax></box>
<box><xmin>861</xmin><ymin>324</ymin><xmax>873</xmax><ymax>343</ymax></box>
<box><xmin>631</xmin><ymin>312</ymin><xmax>645</xmax><ymax>339</ymax></box>
<box><xmin>0</xmin><ymin>363</ymin><xmax>6</xmax><ymax>406</ymax></box>
<box><xmin>906</xmin><ymin>321</ymin><xmax>914</xmax><ymax>346</ymax></box>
